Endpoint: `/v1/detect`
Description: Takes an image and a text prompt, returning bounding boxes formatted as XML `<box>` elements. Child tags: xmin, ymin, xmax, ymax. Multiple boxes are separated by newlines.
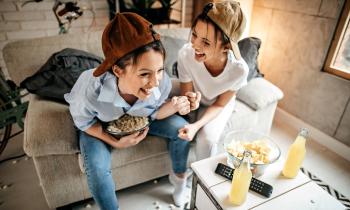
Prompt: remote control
<box><xmin>215</xmin><ymin>163</ymin><xmax>273</xmax><ymax>198</ymax></box>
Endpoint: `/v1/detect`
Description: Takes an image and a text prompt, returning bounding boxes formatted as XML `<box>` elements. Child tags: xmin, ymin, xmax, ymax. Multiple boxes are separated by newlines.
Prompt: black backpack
<box><xmin>20</xmin><ymin>48</ymin><xmax>103</xmax><ymax>102</ymax></box>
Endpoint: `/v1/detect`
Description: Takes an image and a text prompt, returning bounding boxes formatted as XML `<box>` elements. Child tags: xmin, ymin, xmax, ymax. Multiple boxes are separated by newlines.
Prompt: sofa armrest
<box><xmin>23</xmin><ymin>95</ymin><xmax>79</xmax><ymax>157</ymax></box>
<box><xmin>237</xmin><ymin>78</ymin><xmax>284</xmax><ymax>110</ymax></box>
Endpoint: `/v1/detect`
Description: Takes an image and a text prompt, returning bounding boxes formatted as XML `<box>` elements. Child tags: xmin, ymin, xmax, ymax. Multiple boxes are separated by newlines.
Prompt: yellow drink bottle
<box><xmin>282</xmin><ymin>128</ymin><xmax>309</xmax><ymax>178</ymax></box>
<box><xmin>229</xmin><ymin>150</ymin><xmax>252</xmax><ymax>205</ymax></box>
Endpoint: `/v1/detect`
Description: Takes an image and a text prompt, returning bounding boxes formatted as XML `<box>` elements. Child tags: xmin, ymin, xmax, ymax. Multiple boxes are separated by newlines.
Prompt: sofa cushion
<box><xmin>23</xmin><ymin>95</ymin><xmax>79</xmax><ymax>157</ymax></box>
<box><xmin>161</xmin><ymin>36</ymin><xmax>187</xmax><ymax>77</ymax></box>
<box><xmin>237</xmin><ymin>78</ymin><xmax>284</xmax><ymax>110</ymax></box>
<box><xmin>238</xmin><ymin>37</ymin><xmax>264</xmax><ymax>81</ymax></box>
<box><xmin>224</xmin><ymin>100</ymin><xmax>258</xmax><ymax>131</ymax></box>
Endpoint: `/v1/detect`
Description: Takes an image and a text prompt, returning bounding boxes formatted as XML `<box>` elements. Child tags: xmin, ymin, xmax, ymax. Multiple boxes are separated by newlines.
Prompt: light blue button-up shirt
<box><xmin>64</xmin><ymin>69</ymin><xmax>171</xmax><ymax>131</ymax></box>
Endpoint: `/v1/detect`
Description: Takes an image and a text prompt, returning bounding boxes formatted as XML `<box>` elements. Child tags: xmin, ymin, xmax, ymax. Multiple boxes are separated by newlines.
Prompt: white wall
<box><xmin>250</xmin><ymin>0</ymin><xmax>350</xmax><ymax>146</ymax></box>
<box><xmin>0</xmin><ymin>0</ymin><xmax>110</xmax><ymax>78</ymax></box>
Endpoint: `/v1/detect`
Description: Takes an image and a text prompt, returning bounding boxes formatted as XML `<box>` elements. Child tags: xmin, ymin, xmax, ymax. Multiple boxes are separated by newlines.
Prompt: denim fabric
<box><xmin>148</xmin><ymin>114</ymin><xmax>190</xmax><ymax>174</ymax></box>
<box><xmin>79</xmin><ymin>114</ymin><xmax>189</xmax><ymax>210</ymax></box>
<box><xmin>79</xmin><ymin>131</ymin><xmax>119</xmax><ymax>210</ymax></box>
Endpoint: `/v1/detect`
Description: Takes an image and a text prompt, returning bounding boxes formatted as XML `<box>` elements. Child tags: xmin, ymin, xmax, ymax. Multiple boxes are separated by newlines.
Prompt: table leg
<box><xmin>190</xmin><ymin>173</ymin><xmax>198</xmax><ymax>210</ymax></box>
<box><xmin>190</xmin><ymin>173</ymin><xmax>224</xmax><ymax>210</ymax></box>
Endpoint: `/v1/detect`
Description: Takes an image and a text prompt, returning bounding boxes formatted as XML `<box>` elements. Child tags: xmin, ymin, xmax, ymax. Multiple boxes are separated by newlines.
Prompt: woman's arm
<box><xmin>155</xmin><ymin>96</ymin><xmax>190</xmax><ymax>119</ymax></box>
<box><xmin>84</xmin><ymin>122</ymin><xmax>149</xmax><ymax>149</ymax></box>
<box><xmin>193</xmin><ymin>90</ymin><xmax>235</xmax><ymax>128</ymax></box>
<box><xmin>180</xmin><ymin>82</ymin><xmax>194</xmax><ymax>95</ymax></box>
<box><xmin>180</xmin><ymin>82</ymin><xmax>201</xmax><ymax>110</ymax></box>
<box><xmin>178</xmin><ymin>82</ymin><xmax>235</xmax><ymax>141</ymax></box>
<box><xmin>156</xmin><ymin>80</ymin><xmax>201</xmax><ymax>119</ymax></box>
<box><xmin>180</xmin><ymin>81</ymin><xmax>234</xmax><ymax>126</ymax></box>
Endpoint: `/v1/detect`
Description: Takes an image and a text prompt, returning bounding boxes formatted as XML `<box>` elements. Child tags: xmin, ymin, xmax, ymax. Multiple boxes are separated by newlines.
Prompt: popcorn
<box><xmin>107</xmin><ymin>114</ymin><xmax>149</xmax><ymax>133</ymax></box>
<box><xmin>226</xmin><ymin>139</ymin><xmax>271</xmax><ymax>164</ymax></box>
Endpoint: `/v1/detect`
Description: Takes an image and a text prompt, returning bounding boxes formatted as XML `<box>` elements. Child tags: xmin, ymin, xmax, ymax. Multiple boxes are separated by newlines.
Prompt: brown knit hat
<box><xmin>93</xmin><ymin>12</ymin><xmax>161</xmax><ymax>77</ymax></box>
<box><xmin>206</xmin><ymin>0</ymin><xmax>246</xmax><ymax>60</ymax></box>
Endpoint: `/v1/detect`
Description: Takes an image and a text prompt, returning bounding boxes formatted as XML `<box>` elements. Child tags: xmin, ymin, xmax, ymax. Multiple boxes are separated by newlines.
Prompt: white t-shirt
<box><xmin>177</xmin><ymin>43</ymin><xmax>249</xmax><ymax>106</ymax></box>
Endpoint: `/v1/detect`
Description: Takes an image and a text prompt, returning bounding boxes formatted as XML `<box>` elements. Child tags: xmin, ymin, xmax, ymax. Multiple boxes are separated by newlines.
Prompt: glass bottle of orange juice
<box><xmin>282</xmin><ymin>128</ymin><xmax>309</xmax><ymax>178</ymax></box>
<box><xmin>229</xmin><ymin>150</ymin><xmax>252</xmax><ymax>205</ymax></box>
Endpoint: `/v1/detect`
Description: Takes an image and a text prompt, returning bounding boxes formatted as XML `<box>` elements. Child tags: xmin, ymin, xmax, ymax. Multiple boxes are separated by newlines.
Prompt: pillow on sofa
<box><xmin>237</xmin><ymin>77</ymin><xmax>284</xmax><ymax>110</ymax></box>
<box><xmin>160</xmin><ymin>36</ymin><xmax>187</xmax><ymax>77</ymax></box>
<box><xmin>238</xmin><ymin>37</ymin><xmax>264</xmax><ymax>81</ymax></box>
<box><xmin>20</xmin><ymin>48</ymin><xmax>103</xmax><ymax>102</ymax></box>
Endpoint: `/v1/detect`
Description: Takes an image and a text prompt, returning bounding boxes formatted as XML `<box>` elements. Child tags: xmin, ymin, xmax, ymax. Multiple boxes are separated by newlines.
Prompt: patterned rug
<box><xmin>301</xmin><ymin>167</ymin><xmax>350</xmax><ymax>209</ymax></box>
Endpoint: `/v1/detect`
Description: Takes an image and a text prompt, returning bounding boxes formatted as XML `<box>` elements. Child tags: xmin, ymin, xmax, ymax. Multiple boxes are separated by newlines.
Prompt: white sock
<box><xmin>169</xmin><ymin>171</ymin><xmax>187</xmax><ymax>207</ymax></box>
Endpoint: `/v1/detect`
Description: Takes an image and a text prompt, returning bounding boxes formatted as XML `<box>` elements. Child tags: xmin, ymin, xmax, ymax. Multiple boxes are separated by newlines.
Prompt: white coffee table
<box><xmin>190</xmin><ymin>154</ymin><xmax>345</xmax><ymax>210</ymax></box>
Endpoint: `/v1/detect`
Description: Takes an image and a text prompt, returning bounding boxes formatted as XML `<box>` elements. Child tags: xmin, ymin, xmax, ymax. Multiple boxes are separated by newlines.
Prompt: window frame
<box><xmin>324</xmin><ymin>0</ymin><xmax>350</xmax><ymax>80</ymax></box>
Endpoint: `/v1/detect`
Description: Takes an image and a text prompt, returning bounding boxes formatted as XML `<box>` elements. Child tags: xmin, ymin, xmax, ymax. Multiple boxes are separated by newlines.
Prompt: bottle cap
<box><xmin>299</xmin><ymin>128</ymin><xmax>309</xmax><ymax>138</ymax></box>
<box><xmin>243</xmin><ymin>150</ymin><xmax>252</xmax><ymax>158</ymax></box>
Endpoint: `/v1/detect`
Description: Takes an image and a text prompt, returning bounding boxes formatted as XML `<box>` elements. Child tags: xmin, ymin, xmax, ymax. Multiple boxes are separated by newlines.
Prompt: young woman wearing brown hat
<box><xmin>65</xmin><ymin>12</ymin><xmax>194</xmax><ymax>209</ymax></box>
<box><xmin>176</xmin><ymin>1</ymin><xmax>249</xmax><ymax>160</ymax></box>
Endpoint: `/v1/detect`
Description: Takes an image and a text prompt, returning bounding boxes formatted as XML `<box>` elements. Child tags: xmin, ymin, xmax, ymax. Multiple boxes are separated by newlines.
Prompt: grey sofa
<box><xmin>2</xmin><ymin>28</ymin><xmax>283</xmax><ymax>209</ymax></box>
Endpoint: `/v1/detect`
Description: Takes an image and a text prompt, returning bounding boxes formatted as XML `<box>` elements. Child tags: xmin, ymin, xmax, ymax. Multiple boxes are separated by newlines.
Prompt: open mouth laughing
<box><xmin>195</xmin><ymin>50</ymin><xmax>205</xmax><ymax>60</ymax></box>
<box><xmin>140</xmin><ymin>87</ymin><xmax>152</xmax><ymax>96</ymax></box>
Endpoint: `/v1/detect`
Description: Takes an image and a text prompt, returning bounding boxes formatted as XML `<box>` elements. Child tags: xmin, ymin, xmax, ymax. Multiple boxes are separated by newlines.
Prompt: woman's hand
<box><xmin>178</xmin><ymin>123</ymin><xmax>200</xmax><ymax>141</ymax></box>
<box><xmin>171</xmin><ymin>96</ymin><xmax>190</xmax><ymax>115</ymax></box>
<box><xmin>185</xmin><ymin>91</ymin><xmax>201</xmax><ymax>111</ymax></box>
<box><xmin>111</xmin><ymin>127</ymin><xmax>149</xmax><ymax>149</ymax></box>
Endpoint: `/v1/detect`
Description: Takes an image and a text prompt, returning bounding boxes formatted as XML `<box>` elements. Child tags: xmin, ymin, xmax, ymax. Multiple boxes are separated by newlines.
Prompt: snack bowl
<box><xmin>224</xmin><ymin>130</ymin><xmax>281</xmax><ymax>177</ymax></box>
<box><xmin>103</xmin><ymin>115</ymin><xmax>150</xmax><ymax>139</ymax></box>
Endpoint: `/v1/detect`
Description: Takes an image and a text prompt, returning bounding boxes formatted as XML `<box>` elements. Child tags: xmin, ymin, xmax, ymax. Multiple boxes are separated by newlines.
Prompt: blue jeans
<box><xmin>79</xmin><ymin>114</ymin><xmax>190</xmax><ymax>210</ymax></box>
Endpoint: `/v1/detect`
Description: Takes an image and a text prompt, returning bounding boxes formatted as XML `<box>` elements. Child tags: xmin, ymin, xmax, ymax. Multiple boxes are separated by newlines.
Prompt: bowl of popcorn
<box><xmin>224</xmin><ymin>130</ymin><xmax>281</xmax><ymax>177</ymax></box>
<box><xmin>104</xmin><ymin>114</ymin><xmax>150</xmax><ymax>139</ymax></box>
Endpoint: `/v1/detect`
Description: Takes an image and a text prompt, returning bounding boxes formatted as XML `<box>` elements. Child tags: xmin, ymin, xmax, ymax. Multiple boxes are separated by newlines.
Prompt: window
<box><xmin>324</xmin><ymin>0</ymin><xmax>350</xmax><ymax>80</ymax></box>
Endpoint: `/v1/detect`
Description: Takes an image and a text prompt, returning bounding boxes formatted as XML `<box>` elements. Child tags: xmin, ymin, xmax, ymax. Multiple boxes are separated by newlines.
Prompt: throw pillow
<box><xmin>238</xmin><ymin>37</ymin><xmax>264</xmax><ymax>81</ymax></box>
<box><xmin>160</xmin><ymin>36</ymin><xmax>187</xmax><ymax>78</ymax></box>
<box><xmin>20</xmin><ymin>48</ymin><xmax>103</xmax><ymax>102</ymax></box>
<box><xmin>237</xmin><ymin>78</ymin><xmax>284</xmax><ymax>110</ymax></box>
